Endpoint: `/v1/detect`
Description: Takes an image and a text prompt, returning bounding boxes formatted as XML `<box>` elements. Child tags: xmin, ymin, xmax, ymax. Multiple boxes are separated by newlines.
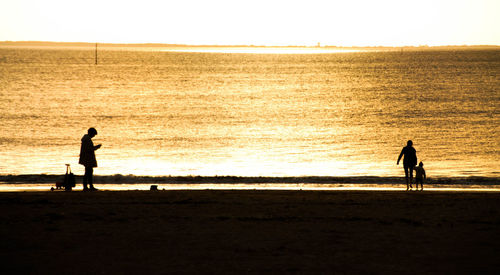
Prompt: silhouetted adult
<box><xmin>397</xmin><ymin>140</ymin><xmax>417</xmax><ymax>190</ymax></box>
<box><xmin>79</xmin><ymin>128</ymin><xmax>101</xmax><ymax>191</ymax></box>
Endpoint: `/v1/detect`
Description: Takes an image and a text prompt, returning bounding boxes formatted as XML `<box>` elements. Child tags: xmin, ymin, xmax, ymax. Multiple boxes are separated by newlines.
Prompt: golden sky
<box><xmin>1</xmin><ymin>0</ymin><xmax>499</xmax><ymax>46</ymax></box>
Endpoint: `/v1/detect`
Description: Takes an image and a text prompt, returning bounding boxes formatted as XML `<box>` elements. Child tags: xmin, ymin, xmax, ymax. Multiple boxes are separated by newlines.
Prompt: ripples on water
<box><xmin>0</xmin><ymin>46</ymin><xmax>498</xmax><ymax>177</ymax></box>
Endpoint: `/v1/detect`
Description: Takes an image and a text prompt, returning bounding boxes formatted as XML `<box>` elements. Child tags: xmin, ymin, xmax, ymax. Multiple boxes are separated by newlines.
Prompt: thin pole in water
<box><xmin>95</xmin><ymin>43</ymin><xmax>98</xmax><ymax>65</ymax></box>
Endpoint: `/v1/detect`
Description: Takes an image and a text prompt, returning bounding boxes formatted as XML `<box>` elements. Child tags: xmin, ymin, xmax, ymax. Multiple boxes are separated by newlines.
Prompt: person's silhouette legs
<box><xmin>404</xmin><ymin>164</ymin><xmax>413</xmax><ymax>190</ymax></box>
<box><xmin>83</xmin><ymin>166</ymin><xmax>97</xmax><ymax>191</ymax></box>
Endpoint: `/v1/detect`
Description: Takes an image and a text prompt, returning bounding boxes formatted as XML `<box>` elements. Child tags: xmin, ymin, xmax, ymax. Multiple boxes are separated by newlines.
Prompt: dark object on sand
<box><xmin>54</xmin><ymin>181</ymin><xmax>64</xmax><ymax>190</ymax></box>
<box><xmin>150</xmin><ymin>185</ymin><xmax>158</xmax><ymax>191</ymax></box>
<box><xmin>62</xmin><ymin>164</ymin><xmax>76</xmax><ymax>191</ymax></box>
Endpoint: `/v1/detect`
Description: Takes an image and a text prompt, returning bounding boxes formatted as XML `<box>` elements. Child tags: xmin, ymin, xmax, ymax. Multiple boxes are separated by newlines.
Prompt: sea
<box><xmin>0</xmin><ymin>45</ymin><xmax>499</xmax><ymax>182</ymax></box>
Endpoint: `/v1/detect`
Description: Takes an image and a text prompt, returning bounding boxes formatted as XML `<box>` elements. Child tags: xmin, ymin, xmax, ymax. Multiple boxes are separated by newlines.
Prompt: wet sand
<box><xmin>1</xmin><ymin>190</ymin><xmax>500</xmax><ymax>274</ymax></box>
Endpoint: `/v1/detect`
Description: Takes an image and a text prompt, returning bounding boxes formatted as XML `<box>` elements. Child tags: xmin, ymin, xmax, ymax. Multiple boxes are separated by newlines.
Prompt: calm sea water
<box><xmin>0</xmin><ymin>46</ymin><xmax>498</xmax><ymax>177</ymax></box>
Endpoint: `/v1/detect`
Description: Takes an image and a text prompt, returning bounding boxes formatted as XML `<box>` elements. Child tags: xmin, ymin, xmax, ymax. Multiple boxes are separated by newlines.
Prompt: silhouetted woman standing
<box><xmin>397</xmin><ymin>140</ymin><xmax>417</xmax><ymax>190</ymax></box>
<box><xmin>79</xmin><ymin>128</ymin><xmax>101</xmax><ymax>191</ymax></box>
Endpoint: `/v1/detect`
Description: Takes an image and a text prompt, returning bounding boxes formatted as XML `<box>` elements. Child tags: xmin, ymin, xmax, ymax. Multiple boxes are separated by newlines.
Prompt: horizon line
<box><xmin>1</xmin><ymin>40</ymin><xmax>500</xmax><ymax>49</ymax></box>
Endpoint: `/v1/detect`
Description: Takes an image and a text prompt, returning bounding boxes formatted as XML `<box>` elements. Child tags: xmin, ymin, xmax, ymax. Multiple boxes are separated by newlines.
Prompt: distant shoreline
<box><xmin>1</xmin><ymin>41</ymin><xmax>499</xmax><ymax>51</ymax></box>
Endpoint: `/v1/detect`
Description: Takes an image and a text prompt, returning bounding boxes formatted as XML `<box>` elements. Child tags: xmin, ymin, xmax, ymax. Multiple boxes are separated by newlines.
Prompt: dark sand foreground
<box><xmin>1</xmin><ymin>190</ymin><xmax>500</xmax><ymax>274</ymax></box>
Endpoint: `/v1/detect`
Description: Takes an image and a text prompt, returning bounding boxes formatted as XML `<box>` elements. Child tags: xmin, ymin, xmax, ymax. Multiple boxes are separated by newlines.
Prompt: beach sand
<box><xmin>1</xmin><ymin>190</ymin><xmax>500</xmax><ymax>274</ymax></box>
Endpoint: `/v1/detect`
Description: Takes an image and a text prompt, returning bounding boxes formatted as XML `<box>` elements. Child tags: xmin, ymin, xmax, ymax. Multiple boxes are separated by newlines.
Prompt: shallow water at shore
<box><xmin>1</xmin><ymin>182</ymin><xmax>499</xmax><ymax>192</ymax></box>
<box><xmin>1</xmin><ymin>174</ymin><xmax>498</xmax><ymax>191</ymax></box>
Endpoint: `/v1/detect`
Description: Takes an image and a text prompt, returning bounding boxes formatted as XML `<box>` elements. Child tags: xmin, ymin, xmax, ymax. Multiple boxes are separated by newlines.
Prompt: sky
<box><xmin>1</xmin><ymin>0</ymin><xmax>499</xmax><ymax>46</ymax></box>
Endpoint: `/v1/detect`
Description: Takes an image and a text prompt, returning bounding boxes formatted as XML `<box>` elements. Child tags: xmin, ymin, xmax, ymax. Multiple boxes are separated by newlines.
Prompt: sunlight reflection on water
<box><xmin>0</xmin><ymin>48</ymin><xmax>498</xmax><ymax>177</ymax></box>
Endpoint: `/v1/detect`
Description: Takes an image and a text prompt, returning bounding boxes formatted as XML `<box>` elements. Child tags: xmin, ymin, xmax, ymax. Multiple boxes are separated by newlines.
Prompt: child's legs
<box><xmin>416</xmin><ymin>178</ymin><xmax>423</xmax><ymax>188</ymax></box>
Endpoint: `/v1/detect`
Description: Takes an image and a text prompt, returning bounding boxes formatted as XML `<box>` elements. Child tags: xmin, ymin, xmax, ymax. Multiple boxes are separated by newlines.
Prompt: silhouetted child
<box><xmin>414</xmin><ymin>162</ymin><xmax>426</xmax><ymax>191</ymax></box>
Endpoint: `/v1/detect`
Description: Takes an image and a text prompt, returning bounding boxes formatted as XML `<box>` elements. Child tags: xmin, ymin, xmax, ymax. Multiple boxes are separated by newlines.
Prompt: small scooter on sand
<box><xmin>52</xmin><ymin>164</ymin><xmax>75</xmax><ymax>191</ymax></box>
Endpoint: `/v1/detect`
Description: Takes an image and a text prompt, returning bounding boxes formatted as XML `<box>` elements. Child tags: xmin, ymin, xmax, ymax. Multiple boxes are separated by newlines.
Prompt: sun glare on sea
<box><xmin>161</xmin><ymin>47</ymin><xmax>365</xmax><ymax>54</ymax></box>
<box><xmin>99</xmin><ymin>156</ymin><xmax>380</xmax><ymax>178</ymax></box>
